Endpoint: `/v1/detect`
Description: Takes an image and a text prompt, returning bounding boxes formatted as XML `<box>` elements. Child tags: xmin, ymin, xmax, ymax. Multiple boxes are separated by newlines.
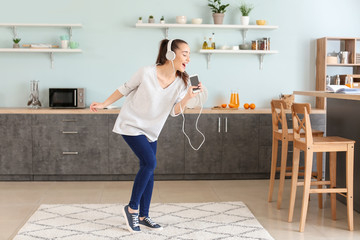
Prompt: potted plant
<box><xmin>239</xmin><ymin>2</ymin><xmax>254</xmax><ymax>25</ymax></box>
<box><xmin>208</xmin><ymin>0</ymin><xmax>230</xmax><ymax>25</ymax></box>
<box><xmin>137</xmin><ymin>17</ymin><xmax>142</xmax><ymax>23</ymax></box>
<box><xmin>13</xmin><ymin>38</ymin><xmax>21</xmax><ymax>48</ymax></box>
<box><xmin>148</xmin><ymin>15</ymin><xmax>155</xmax><ymax>23</ymax></box>
<box><xmin>160</xmin><ymin>16</ymin><xmax>165</xmax><ymax>24</ymax></box>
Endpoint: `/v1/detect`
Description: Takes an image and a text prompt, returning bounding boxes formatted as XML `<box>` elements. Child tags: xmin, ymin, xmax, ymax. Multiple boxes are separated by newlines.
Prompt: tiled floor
<box><xmin>0</xmin><ymin>179</ymin><xmax>359</xmax><ymax>240</ymax></box>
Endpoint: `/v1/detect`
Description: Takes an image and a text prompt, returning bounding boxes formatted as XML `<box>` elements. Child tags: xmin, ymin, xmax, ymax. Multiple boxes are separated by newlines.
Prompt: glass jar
<box><xmin>251</xmin><ymin>40</ymin><xmax>258</xmax><ymax>50</ymax></box>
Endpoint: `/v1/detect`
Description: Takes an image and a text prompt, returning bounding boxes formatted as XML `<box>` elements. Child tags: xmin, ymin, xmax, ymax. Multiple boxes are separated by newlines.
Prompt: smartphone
<box><xmin>190</xmin><ymin>74</ymin><xmax>201</xmax><ymax>93</ymax></box>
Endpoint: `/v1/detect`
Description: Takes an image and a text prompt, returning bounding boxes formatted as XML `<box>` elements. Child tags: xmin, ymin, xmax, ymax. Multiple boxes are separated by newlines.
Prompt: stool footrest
<box><xmin>309</xmin><ymin>188</ymin><xmax>347</xmax><ymax>194</ymax></box>
<box><xmin>297</xmin><ymin>181</ymin><xmax>331</xmax><ymax>186</ymax></box>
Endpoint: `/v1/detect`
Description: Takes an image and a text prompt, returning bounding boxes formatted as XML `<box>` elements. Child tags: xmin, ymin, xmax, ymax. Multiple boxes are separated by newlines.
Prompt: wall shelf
<box><xmin>136</xmin><ymin>23</ymin><xmax>278</xmax><ymax>70</ymax></box>
<box><xmin>0</xmin><ymin>23</ymin><xmax>83</xmax><ymax>68</ymax></box>
<box><xmin>135</xmin><ymin>23</ymin><xmax>278</xmax><ymax>42</ymax></box>
<box><xmin>199</xmin><ymin>49</ymin><xmax>279</xmax><ymax>69</ymax></box>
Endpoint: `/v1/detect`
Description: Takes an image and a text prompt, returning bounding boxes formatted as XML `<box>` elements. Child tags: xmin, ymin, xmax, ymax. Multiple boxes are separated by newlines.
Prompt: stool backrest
<box><xmin>291</xmin><ymin>103</ymin><xmax>313</xmax><ymax>144</ymax></box>
<box><xmin>271</xmin><ymin>99</ymin><xmax>288</xmax><ymax>134</ymax></box>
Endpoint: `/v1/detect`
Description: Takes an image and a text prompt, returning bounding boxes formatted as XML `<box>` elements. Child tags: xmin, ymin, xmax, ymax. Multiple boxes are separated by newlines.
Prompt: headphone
<box><xmin>166</xmin><ymin>39</ymin><xmax>176</xmax><ymax>61</ymax></box>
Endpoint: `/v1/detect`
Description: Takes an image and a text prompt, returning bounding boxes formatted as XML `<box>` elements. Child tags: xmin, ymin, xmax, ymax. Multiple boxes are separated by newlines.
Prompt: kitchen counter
<box><xmin>0</xmin><ymin>107</ymin><xmax>326</xmax><ymax>114</ymax></box>
<box><xmin>294</xmin><ymin>90</ymin><xmax>360</xmax><ymax>101</ymax></box>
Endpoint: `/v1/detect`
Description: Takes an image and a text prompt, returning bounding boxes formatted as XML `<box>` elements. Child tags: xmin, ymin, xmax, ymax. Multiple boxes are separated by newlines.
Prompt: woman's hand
<box><xmin>90</xmin><ymin>102</ymin><xmax>106</xmax><ymax>112</ymax></box>
<box><xmin>187</xmin><ymin>82</ymin><xmax>203</xmax><ymax>99</ymax></box>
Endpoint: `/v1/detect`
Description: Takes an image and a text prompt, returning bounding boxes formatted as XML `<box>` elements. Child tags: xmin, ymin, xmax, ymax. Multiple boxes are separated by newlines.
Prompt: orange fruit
<box><xmin>244</xmin><ymin>103</ymin><xmax>249</xmax><ymax>109</ymax></box>
<box><xmin>250</xmin><ymin>103</ymin><xmax>256</xmax><ymax>109</ymax></box>
<box><xmin>221</xmin><ymin>104</ymin><xmax>227</xmax><ymax>108</ymax></box>
<box><xmin>229</xmin><ymin>103</ymin><xmax>236</xmax><ymax>108</ymax></box>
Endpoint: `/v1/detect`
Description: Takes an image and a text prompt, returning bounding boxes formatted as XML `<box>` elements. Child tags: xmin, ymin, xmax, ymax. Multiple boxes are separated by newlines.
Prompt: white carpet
<box><xmin>15</xmin><ymin>202</ymin><xmax>274</xmax><ymax>240</ymax></box>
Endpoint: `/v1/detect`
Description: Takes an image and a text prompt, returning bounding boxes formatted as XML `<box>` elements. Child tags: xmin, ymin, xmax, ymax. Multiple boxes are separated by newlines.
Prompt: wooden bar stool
<box><xmin>288</xmin><ymin>103</ymin><xmax>355</xmax><ymax>232</ymax></box>
<box><xmin>268</xmin><ymin>100</ymin><xmax>324</xmax><ymax>209</ymax></box>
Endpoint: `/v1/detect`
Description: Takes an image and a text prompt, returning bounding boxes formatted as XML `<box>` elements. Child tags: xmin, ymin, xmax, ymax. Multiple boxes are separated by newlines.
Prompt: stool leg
<box><xmin>316</xmin><ymin>152</ymin><xmax>323</xmax><ymax>209</ymax></box>
<box><xmin>268</xmin><ymin>135</ymin><xmax>279</xmax><ymax>202</ymax></box>
<box><xmin>288</xmin><ymin>147</ymin><xmax>300</xmax><ymax>222</ymax></box>
<box><xmin>277</xmin><ymin>138</ymin><xmax>288</xmax><ymax>209</ymax></box>
<box><xmin>299</xmin><ymin>149</ymin><xmax>313</xmax><ymax>232</ymax></box>
<box><xmin>329</xmin><ymin>152</ymin><xmax>337</xmax><ymax>220</ymax></box>
<box><xmin>346</xmin><ymin>144</ymin><xmax>354</xmax><ymax>231</ymax></box>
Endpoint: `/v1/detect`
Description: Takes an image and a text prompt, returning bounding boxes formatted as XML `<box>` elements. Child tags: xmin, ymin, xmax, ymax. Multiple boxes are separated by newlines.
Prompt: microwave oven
<box><xmin>49</xmin><ymin>88</ymin><xmax>85</xmax><ymax>108</ymax></box>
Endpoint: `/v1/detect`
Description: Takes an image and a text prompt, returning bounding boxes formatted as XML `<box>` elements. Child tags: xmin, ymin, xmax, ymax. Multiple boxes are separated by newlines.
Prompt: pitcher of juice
<box><xmin>234</xmin><ymin>91</ymin><xmax>239</xmax><ymax>108</ymax></box>
<box><xmin>229</xmin><ymin>90</ymin><xmax>239</xmax><ymax>108</ymax></box>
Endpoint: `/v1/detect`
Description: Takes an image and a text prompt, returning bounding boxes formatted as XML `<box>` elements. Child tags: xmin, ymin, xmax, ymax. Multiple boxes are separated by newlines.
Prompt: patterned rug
<box><xmin>15</xmin><ymin>202</ymin><xmax>274</xmax><ymax>240</ymax></box>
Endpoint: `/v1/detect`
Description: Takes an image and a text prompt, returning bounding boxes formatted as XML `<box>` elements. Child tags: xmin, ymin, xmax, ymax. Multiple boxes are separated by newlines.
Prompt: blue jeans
<box><xmin>122</xmin><ymin>135</ymin><xmax>157</xmax><ymax>218</ymax></box>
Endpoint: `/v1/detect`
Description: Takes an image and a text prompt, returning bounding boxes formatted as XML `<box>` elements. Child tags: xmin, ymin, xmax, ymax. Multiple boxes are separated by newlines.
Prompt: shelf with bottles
<box><xmin>135</xmin><ymin>23</ymin><xmax>278</xmax><ymax>42</ymax></box>
<box><xmin>0</xmin><ymin>23</ymin><xmax>82</xmax><ymax>68</ymax></box>
<box><xmin>316</xmin><ymin>37</ymin><xmax>360</xmax><ymax>109</ymax></box>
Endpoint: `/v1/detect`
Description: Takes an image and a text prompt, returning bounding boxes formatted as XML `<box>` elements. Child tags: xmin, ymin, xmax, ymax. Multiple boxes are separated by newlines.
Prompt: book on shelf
<box><xmin>326</xmin><ymin>85</ymin><xmax>360</xmax><ymax>94</ymax></box>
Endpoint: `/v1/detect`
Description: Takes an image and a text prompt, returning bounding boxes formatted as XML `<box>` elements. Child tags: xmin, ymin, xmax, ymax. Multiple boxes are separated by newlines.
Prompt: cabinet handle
<box><xmin>218</xmin><ymin>117</ymin><xmax>221</xmax><ymax>133</ymax></box>
<box><xmin>61</xmin><ymin>131</ymin><xmax>78</xmax><ymax>134</ymax></box>
<box><xmin>225</xmin><ymin>117</ymin><xmax>228</xmax><ymax>133</ymax></box>
<box><xmin>62</xmin><ymin>119</ymin><xmax>77</xmax><ymax>122</ymax></box>
<box><xmin>62</xmin><ymin>151</ymin><xmax>79</xmax><ymax>155</ymax></box>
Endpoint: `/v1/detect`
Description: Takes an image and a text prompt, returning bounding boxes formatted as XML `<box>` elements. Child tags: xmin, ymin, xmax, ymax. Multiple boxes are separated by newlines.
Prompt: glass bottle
<box><xmin>335</xmin><ymin>75</ymin><xmax>340</xmax><ymax>85</ymax></box>
<box><xmin>208</xmin><ymin>37</ymin><xmax>213</xmax><ymax>49</ymax></box>
<box><xmin>202</xmin><ymin>37</ymin><xmax>208</xmax><ymax>49</ymax></box>
<box><xmin>211</xmin><ymin>32</ymin><xmax>216</xmax><ymax>49</ymax></box>
<box><xmin>326</xmin><ymin>75</ymin><xmax>330</xmax><ymax>86</ymax></box>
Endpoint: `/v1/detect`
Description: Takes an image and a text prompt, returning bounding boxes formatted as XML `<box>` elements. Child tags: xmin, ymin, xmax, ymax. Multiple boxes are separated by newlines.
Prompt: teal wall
<box><xmin>1</xmin><ymin>0</ymin><xmax>360</xmax><ymax>108</ymax></box>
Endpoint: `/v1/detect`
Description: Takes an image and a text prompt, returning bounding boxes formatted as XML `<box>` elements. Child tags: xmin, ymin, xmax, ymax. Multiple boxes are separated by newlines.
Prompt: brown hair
<box><xmin>156</xmin><ymin>39</ymin><xmax>189</xmax><ymax>86</ymax></box>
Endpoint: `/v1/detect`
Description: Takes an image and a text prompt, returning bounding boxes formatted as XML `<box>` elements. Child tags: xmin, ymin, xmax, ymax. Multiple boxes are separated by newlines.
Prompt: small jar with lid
<box><xmin>251</xmin><ymin>40</ymin><xmax>258</xmax><ymax>50</ymax></box>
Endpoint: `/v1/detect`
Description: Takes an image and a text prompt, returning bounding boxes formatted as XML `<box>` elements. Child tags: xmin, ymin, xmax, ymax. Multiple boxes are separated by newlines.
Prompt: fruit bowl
<box><xmin>256</xmin><ymin>20</ymin><xmax>266</xmax><ymax>25</ymax></box>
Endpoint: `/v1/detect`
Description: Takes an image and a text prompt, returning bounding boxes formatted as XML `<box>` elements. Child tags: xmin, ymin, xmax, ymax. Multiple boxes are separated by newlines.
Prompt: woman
<box><xmin>90</xmin><ymin>39</ymin><xmax>201</xmax><ymax>232</ymax></box>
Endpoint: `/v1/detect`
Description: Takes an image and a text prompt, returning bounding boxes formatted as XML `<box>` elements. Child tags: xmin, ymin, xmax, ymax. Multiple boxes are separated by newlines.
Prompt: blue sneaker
<box><xmin>122</xmin><ymin>205</ymin><xmax>140</xmax><ymax>232</ymax></box>
<box><xmin>139</xmin><ymin>217</ymin><xmax>163</xmax><ymax>231</ymax></box>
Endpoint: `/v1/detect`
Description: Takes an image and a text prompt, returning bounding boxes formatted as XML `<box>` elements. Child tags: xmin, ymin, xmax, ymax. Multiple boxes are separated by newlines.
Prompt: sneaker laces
<box><xmin>144</xmin><ymin>217</ymin><xmax>156</xmax><ymax>226</ymax></box>
<box><xmin>132</xmin><ymin>214</ymin><xmax>139</xmax><ymax>228</ymax></box>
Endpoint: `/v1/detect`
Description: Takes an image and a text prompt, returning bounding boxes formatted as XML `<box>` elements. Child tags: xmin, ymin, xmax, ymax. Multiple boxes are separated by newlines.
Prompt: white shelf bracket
<box><xmin>206</xmin><ymin>53</ymin><xmax>212</xmax><ymax>69</ymax></box>
<box><xmin>12</xmin><ymin>26</ymin><xmax>18</xmax><ymax>38</ymax></box>
<box><xmin>68</xmin><ymin>27</ymin><xmax>73</xmax><ymax>41</ymax></box>
<box><xmin>241</xmin><ymin>29</ymin><xmax>248</xmax><ymax>44</ymax></box>
<box><xmin>50</xmin><ymin>52</ymin><xmax>54</xmax><ymax>69</ymax></box>
<box><xmin>164</xmin><ymin>27</ymin><xmax>169</xmax><ymax>39</ymax></box>
<box><xmin>259</xmin><ymin>54</ymin><xmax>264</xmax><ymax>70</ymax></box>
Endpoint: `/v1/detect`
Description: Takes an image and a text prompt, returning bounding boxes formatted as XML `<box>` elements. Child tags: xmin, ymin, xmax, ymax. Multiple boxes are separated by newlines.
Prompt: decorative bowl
<box><xmin>239</xmin><ymin>43</ymin><xmax>251</xmax><ymax>50</ymax></box>
<box><xmin>191</xmin><ymin>18</ymin><xmax>203</xmax><ymax>24</ymax></box>
<box><xmin>256</xmin><ymin>20</ymin><xmax>266</xmax><ymax>25</ymax></box>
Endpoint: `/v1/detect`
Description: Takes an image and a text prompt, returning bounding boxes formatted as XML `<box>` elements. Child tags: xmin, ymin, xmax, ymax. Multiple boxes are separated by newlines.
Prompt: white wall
<box><xmin>0</xmin><ymin>0</ymin><xmax>359</xmax><ymax>108</ymax></box>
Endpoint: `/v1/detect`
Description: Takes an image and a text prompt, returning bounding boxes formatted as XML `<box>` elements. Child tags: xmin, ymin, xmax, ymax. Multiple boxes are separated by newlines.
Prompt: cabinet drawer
<box><xmin>33</xmin><ymin>147</ymin><xmax>108</xmax><ymax>175</ymax></box>
<box><xmin>32</xmin><ymin>125</ymin><xmax>108</xmax><ymax>148</ymax></box>
<box><xmin>32</xmin><ymin>114</ymin><xmax>108</xmax><ymax>126</ymax></box>
<box><xmin>0</xmin><ymin>114</ymin><xmax>31</xmax><ymax>125</ymax></box>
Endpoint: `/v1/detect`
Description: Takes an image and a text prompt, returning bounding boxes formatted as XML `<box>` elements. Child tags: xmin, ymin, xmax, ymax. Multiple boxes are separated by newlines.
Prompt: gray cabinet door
<box><xmin>0</xmin><ymin>115</ymin><xmax>32</xmax><ymax>174</ymax></box>
<box><xmin>32</xmin><ymin>114</ymin><xmax>109</xmax><ymax>175</ymax></box>
<box><xmin>156</xmin><ymin>116</ymin><xmax>185</xmax><ymax>174</ymax></box>
<box><xmin>108</xmin><ymin>115</ymin><xmax>139</xmax><ymax>174</ymax></box>
<box><xmin>221</xmin><ymin>114</ymin><xmax>260</xmax><ymax>173</ymax></box>
<box><xmin>184</xmin><ymin>114</ymin><xmax>222</xmax><ymax>174</ymax></box>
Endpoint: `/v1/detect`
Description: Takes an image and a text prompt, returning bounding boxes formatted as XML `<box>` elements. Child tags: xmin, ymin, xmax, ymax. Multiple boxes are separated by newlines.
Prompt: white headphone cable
<box><xmin>179</xmin><ymin>94</ymin><xmax>205</xmax><ymax>151</ymax></box>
